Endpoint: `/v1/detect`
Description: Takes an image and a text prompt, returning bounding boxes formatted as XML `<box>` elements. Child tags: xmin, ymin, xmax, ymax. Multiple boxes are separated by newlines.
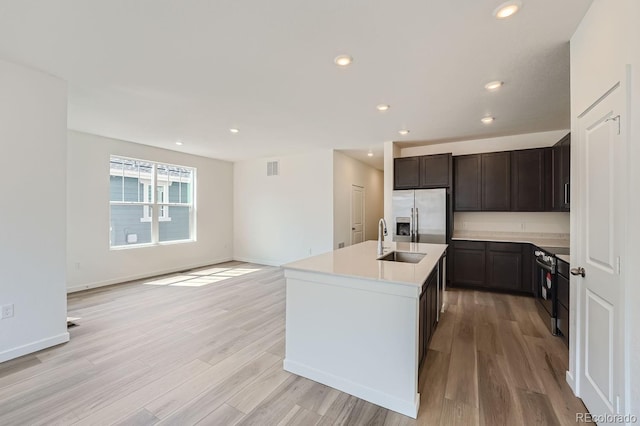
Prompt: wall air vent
<box><xmin>267</xmin><ymin>161</ymin><xmax>279</xmax><ymax>176</ymax></box>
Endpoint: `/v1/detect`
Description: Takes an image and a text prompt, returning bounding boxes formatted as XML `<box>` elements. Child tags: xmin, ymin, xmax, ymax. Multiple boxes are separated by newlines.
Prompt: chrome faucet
<box><xmin>377</xmin><ymin>218</ymin><xmax>388</xmax><ymax>256</ymax></box>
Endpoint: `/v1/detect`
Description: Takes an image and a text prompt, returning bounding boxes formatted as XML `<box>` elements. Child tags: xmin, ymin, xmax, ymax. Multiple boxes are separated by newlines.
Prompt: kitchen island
<box><xmin>282</xmin><ymin>240</ymin><xmax>447</xmax><ymax>418</ymax></box>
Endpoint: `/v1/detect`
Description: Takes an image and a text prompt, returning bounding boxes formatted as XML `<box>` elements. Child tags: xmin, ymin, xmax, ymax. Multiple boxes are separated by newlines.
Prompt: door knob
<box><xmin>352</xmin><ymin>227</ymin><xmax>356</xmax><ymax>230</ymax></box>
<box><xmin>570</xmin><ymin>267</ymin><xmax>586</xmax><ymax>277</ymax></box>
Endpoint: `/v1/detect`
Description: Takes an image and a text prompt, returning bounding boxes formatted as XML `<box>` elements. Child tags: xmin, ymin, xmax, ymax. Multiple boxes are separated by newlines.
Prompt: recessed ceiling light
<box><xmin>481</xmin><ymin>116</ymin><xmax>495</xmax><ymax>124</ymax></box>
<box><xmin>493</xmin><ymin>1</ymin><xmax>522</xmax><ymax>19</ymax></box>
<box><xmin>398</xmin><ymin>129</ymin><xmax>410</xmax><ymax>136</ymax></box>
<box><xmin>376</xmin><ymin>104</ymin><xmax>390</xmax><ymax>111</ymax></box>
<box><xmin>334</xmin><ymin>55</ymin><xmax>353</xmax><ymax>67</ymax></box>
<box><xmin>367</xmin><ymin>150</ymin><xmax>374</xmax><ymax>157</ymax></box>
<box><xmin>175</xmin><ymin>141</ymin><xmax>183</xmax><ymax>146</ymax></box>
<box><xmin>485</xmin><ymin>81</ymin><xmax>504</xmax><ymax>91</ymax></box>
<box><xmin>229</xmin><ymin>128</ymin><xmax>239</xmax><ymax>134</ymax></box>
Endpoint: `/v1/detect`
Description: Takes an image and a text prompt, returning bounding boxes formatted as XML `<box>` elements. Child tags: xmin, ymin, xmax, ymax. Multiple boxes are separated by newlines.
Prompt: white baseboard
<box><xmin>283</xmin><ymin>358</ymin><xmax>419</xmax><ymax>419</ymax></box>
<box><xmin>0</xmin><ymin>332</ymin><xmax>70</xmax><ymax>363</ymax></box>
<box><xmin>232</xmin><ymin>256</ymin><xmax>283</xmax><ymax>267</ymax></box>
<box><xmin>66</xmin><ymin>257</ymin><xmax>234</xmax><ymax>293</ymax></box>
<box><xmin>566</xmin><ymin>370</ymin><xmax>577</xmax><ymax>394</ymax></box>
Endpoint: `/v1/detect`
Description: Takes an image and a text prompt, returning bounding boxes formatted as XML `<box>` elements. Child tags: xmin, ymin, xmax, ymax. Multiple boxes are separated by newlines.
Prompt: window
<box><xmin>109</xmin><ymin>156</ymin><xmax>195</xmax><ymax>248</ymax></box>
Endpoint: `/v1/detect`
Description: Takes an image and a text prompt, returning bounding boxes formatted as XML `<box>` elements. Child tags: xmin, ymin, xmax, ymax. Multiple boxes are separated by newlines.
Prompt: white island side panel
<box><xmin>284</xmin><ymin>273</ymin><xmax>420</xmax><ymax>417</ymax></box>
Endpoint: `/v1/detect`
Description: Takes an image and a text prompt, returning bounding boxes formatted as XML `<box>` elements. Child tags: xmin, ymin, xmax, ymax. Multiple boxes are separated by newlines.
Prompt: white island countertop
<box><xmin>283</xmin><ymin>240</ymin><xmax>448</xmax><ymax>287</ymax></box>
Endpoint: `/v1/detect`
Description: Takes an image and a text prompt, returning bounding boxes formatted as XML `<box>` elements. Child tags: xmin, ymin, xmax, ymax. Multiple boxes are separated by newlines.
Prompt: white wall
<box><xmin>333</xmin><ymin>152</ymin><xmax>384</xmax><ymax>249</ymax></box>
<box><xmin>66</xmin><ymin>130</ymin><xmax>233</xmax><ymax>292</ymax></box>
<box><xmin>399</xmin><ymin>130</ymin><xmax>570</xmax><ymax>157</ymax></box>
<box><xmin>454</xmin><ymin>212</ymin><xmax>570</xmax><ymax>234</ymax></box>
<box><xmin>571</xmin><ymin>0</ymin><xmax>639</xmax><ymax>416</ymax></box>
<box><xmin>0</xmin><ymin>59</ymin><xmax>69</xmax><ymax>362</ymax></box>
<box><xmin>383</xmin><ymin>141</ymin><xmax>400</xmax><ymax>243</ymax></box>
<box><xmin>233</xmin><ymin>150</ymin><xmax>334</xmax><ymax>266</ymax></box>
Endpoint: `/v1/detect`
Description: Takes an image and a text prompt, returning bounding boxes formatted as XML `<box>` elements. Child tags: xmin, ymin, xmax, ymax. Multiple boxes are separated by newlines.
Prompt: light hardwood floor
<box><xmin>0</xmin><ymin>262</ymin><xmax>590</xmax><ymax>425</ymax></box>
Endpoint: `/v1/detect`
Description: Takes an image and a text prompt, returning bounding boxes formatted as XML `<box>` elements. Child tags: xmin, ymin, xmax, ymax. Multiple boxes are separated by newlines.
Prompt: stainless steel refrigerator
<box><xmin>392</xmin><ymin>188</ymin><xmax>447</xmax><ymax>243</ymax></box>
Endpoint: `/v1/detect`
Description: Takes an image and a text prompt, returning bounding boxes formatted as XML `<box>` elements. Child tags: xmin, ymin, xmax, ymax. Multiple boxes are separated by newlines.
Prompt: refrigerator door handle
<box><xmin>415</xmin><ymin>208</ymin><xmax>419</xmax><ymax>243</ymax></box>
<box><xmin>410</xmin><ymin>208</ymin><xmax>414</xmax><ymax>241</ymax></box>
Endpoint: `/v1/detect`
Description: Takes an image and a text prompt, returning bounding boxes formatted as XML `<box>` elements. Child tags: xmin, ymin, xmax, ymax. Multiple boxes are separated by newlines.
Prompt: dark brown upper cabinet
<box><xmin>454</xmin><ymin>154</ymin><xmax>481</xmax><ymax>211</ymax></box>
<box><xmin>394</xmin><ymin>154</ymin><xmax>452</xmax><ymax>190</ymax></box>
<box><xmin>394</xmin><ymin>157</ymin><xmax>420</xmax><ymax>189</ymax></box>
<box><xmin>511</xmin><ymin>148</ymin><xmax>551</xmax><ymax>211</ymax></box>
<box><xmin>481</xmin><ymin>151</ymin><xmax>511</xmax><ymax>211</ymax></box>
<box><xmin>552</xmin><ymin>133</ymin><xmax>571</xmax><ymax>211</ymax></box>
<box><xmin>420</xmin><ymin>154</ymin><xmax>452</xmax><ymax>188</ymax></box>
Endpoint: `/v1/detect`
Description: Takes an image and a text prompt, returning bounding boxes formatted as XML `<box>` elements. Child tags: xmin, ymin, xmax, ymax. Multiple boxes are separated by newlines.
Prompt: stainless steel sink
<box><xmin>378</xmin><ymin>251</ymin><xmax>426</xmax><ymax>264</ymax></box>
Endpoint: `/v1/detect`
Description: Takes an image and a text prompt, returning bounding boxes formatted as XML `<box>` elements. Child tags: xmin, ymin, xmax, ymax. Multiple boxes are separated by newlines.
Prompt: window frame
<box><xmin>109</xmin><ymin>155</ymin><xmax>196</xmax><ymax>249</ymax></box>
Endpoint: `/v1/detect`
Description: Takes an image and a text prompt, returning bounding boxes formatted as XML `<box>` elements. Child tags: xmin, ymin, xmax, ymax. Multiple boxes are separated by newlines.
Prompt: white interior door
<box><xmin>351</xmin><ymin>185</ymin><xmax>365</xmax><ymax>245</ymax></box>
<box><xmin>576</xmin><ymin>83</ymin><xmax>625</xmax><ymax>420</ymax></box>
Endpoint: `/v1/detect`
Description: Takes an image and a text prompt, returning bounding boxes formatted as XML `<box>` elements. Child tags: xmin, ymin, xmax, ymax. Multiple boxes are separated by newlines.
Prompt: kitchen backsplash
<box><xmin>454</xmin><ymin>212</ymin><xmax>570</xmax><ymax>234</ymax></box>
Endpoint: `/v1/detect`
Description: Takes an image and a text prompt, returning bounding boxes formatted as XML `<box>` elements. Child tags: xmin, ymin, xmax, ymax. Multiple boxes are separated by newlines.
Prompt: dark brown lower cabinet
<box><xmin>419</xmin><ymin>264</ymin><xmax>439</xmax><ymax>368</ymax></box>
<box><xmin>450</xmin><ymin>241</ymin><xmax>486</xmax><ymax>287</ymax></box>
<box><xmin>486</xmin><ymin>243</ymin><xmax>522</xmax><ymax>291</ymax></box>
<box><xmin>556</xmin><ymin>258</ymin><xmax>570</xmax><ymax>346</ymax></box>
<box><xmin>418</xmin><ymin>289</ymin><xmax>426</xmax><ymax>366</ymax></box>
<box><xmin>451</xmin><ymin>240</ymin><xmax>533</xmax><ymax>294</ymax></box>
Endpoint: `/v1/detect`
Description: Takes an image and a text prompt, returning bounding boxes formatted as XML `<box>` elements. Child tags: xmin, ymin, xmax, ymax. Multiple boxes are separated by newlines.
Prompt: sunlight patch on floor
<box><xmin>143</xmin><ymin>265</ymin><xmax>263</xmax><ymax>287</ymax></box>
<box><xmin>143</xmin><ymin>275</ymin><xmax>192</xmax><ymax>285</ymax></box>
<box><xmin>216</xmin><ymin>268</ymin><xmax>261</xmax><ymax>277</ymax></box>
<box><xmin>170</xmin><ymin>276</ymin><xmax>231</xmax><ymax>287</ymax></box>
<box><xmin>189</xmin><ymin>267</ymin><xmax>232</xmax><ymax>275</ymax></box>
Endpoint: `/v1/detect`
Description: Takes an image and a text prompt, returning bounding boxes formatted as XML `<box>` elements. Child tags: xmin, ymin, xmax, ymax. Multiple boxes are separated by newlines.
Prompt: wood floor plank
<box><xmin>342</xmin><ymin>399</ymin><xmax>388</xmax><ymax>425</ymax></box>
<box><xmin>416</xmin><ymin>350</ymin><xmax>450</xmax><ymax>426</ymax></box>
<box><xmin>74</xmin><ymin>359</ymin><xmax>212</xmax><ymax>425</ymax></box>
<box><xmin>113</xmin><ymin>408</ymin><xmax>160</xmax><ymax>426</ymax></box>
<box><xmin>497</xmin><ymin>320</ymin><xmax>545</xmax><ymax>393</ymax></box>
<box><xmin>476</xmin><ymin>351</ymin><xmax>521</xmax><ymax>426</ymax></box>
<box><xmin>439</xmin><ymin>398</ymin><xmax>479</xmax><ymax>426</ymax></box>
<box><xmin>156</xmin><ymin>352</ymin><xmax>281</xmax><ymax>425</ymax></box>
<box><xmin>317</xmin><ymin>392</ymin><xmax>358</xmax><ymax>425</ymax></box>
<box><xmin>195</xmin><ymin>403</ymin><xmax>245</xmax><ymax>426</ymax></box>
<box><xmin>444</xmin><ymin>319</ymin><xmax>477</xmax><ymax>407</ymax></box>
<box><xmin>277</xmin><ymin>404</ymin><xmax>322</xmax><ymax>425</ymax></box>
<box><xmin>521</xmin><ymin>335</ymin><xmax>593</xmax><ymax>426</ymax></box>
<box><xmin>428</xmin><ymin>310</ymin><xmax>455</xmax><ymax>354</ymax></box>
<box><xmin>0</xmin><ymin>266</ymin><xmax>593</xmax><ymax>426</ymax></box>
<box><xmin>226</xmin><ymin>361</ymin><xmax>293</xmax><ymax>414</ymax></box>
<box><xmin>236</xmin><ymin>376</ymin><xmax>316</xmax><ymax>426</ymax></box>
<box><xmin>0</xmin><ymin>354</ymin><xmax>42</xmax><ymax>380</ymax></box>
<box><xmin>516</xmin><ymin>389</ymin><xmax>561</xmax><ymax>426</ymax></box>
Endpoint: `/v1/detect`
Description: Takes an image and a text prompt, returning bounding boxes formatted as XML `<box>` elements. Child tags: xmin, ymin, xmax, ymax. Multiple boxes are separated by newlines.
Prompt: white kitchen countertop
<box><xmin>452</xmin><ymin>230</ymin><xmax>570</xmax><ymax>249</ymax></box>
<box><xmin>282</xmin><ymin>240</ymin><xmax>447</xmax><ymax>287</ymax></box>
<box><xmin>556</xmin><ymin>254</ymin><xmax>570</xmax><ymax>263</ymax></box>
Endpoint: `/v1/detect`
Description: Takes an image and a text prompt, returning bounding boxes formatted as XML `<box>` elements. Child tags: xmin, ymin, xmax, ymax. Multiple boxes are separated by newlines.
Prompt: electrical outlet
<box><xmin>74</xmin><ymin>262</ymin><xmax>81</xmax><ymax>270</ymax></box>
<box><xmin>1</xmin><ymin>304</ymin><xmax>14</xmax><ymax>319</ymax></box>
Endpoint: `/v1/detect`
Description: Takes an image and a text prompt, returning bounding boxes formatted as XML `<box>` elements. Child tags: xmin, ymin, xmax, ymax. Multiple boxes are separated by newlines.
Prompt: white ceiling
<box><xmin>0</xmin><ymin>1</ymin><xmax>591</xmax><ymax>169</ymax></box>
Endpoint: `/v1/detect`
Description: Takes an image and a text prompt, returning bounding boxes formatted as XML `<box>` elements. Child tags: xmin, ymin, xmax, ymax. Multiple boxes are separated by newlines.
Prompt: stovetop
<box><xmin>538</xmin><ymin>246</ymin><xmax>570</xmax><ymax>256</ymax></box>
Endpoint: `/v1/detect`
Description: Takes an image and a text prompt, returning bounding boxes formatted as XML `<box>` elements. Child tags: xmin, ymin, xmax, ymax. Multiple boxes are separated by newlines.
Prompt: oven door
<box><xmin>535</xmin><ymin>259</ymin><xmax>557</xmax><ymax>334</ymax></box>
